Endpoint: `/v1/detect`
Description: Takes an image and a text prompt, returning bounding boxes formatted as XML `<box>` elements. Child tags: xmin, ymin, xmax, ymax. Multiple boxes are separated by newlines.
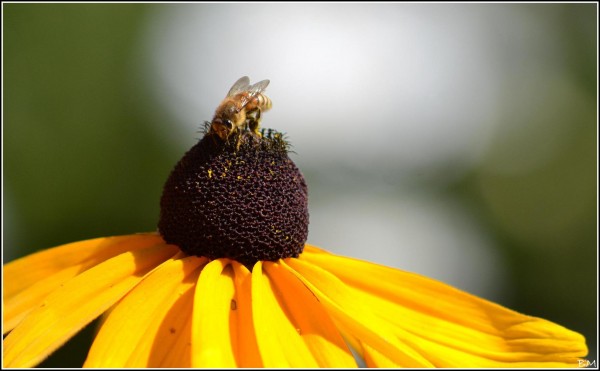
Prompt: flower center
<box><xmin>158</xmin><ymin>129</ymin><xmax>309</xmax><ymax>269</ymax></box>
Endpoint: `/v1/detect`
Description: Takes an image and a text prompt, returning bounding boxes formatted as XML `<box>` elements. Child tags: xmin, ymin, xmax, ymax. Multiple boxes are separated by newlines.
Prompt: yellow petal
<box><xmin>190</xmin><ymin>260</ymin><xmax>262</xmax><ymax>368</ymax></box>
<box><xmin>144</xmin><ymin>294</ymin><xmax>194</xmax><ymax>368</ymax></box>
<box><xmin>3</xmin><ymin>233</ymin><xmax>164</xmax><ymax>333</ymax></box>
<box><xmin>230</xmin><ymin>262</ymin><xmax>263</xmax><ymax>367</ymax></box>
<box><xmin>4</xmin><ymin>233</ymin><xmax>163</xmax><ymax>297</ymax></box>
<box><xmin>251</xmin><ymin>261</ymin><xmax>320</xmax><ymax>367</ymax></box>
<box><xmin>300</xmin><ymin>252</ymin><xmax>588</xmax><ymax>367</ymax></box>
<box><xmin>266</xmin><ymin>260</ymin><xmax>357</xmax><ymax>367</ymax></box>
<box><xmin>283</xmin><ymin>258</ymin><xmax>434</xmax><ymax>367</ymax></box>
<box><xmin>361</xmin><ymin>342</ymin><xmax>404</xmax><ymax>368</ymax></box>
<box><xmin>84</xmin><ymin>254</ymin><xmax>206</xmax><ymax>367</ymax></box>
<box><xmin>191</xmin><ymin>259</ymin><xmax>238</xmax><ymax>368</ymax></box>
<box><xmin>3</xmin><ymin>243</ymin><xmax>178</xmax><ymax>368</ymax></box>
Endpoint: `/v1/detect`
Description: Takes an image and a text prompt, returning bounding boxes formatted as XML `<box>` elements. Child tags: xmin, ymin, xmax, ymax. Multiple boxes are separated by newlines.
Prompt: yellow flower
<box><xmin>2</xmin><ymin>234</ymin><xmax>588</xmax><ymax>368</ymax></box>
<box><xmin>2</xmin><ymin>124</ymin><xmax>588</xmax><ymax>368</ymax></box>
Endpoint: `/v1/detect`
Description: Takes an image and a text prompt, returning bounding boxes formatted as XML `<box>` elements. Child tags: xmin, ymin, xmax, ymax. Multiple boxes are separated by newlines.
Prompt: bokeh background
<box><xmin>3</xmin><ymin>3</ymin><xmax>597</xmax><ymax>367</ymax></box>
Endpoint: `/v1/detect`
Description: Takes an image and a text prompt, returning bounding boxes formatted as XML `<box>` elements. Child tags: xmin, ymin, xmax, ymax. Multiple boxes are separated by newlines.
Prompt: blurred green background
<box><xmin>3</xmin><ymin>3</ymin><xmax>597</xmax><ymax>367</ymax></box>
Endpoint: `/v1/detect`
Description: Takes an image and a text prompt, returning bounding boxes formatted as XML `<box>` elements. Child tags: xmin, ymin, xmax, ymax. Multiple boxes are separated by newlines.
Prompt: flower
<box><xmin>2</xmin><ymin>234</ymin><xmax>588</xmax><ymax>368</ymax></box>
<box><xmin>3</xmin><ymin>125</ymin><xmax>588</xmax><ymax>368</ymax></box>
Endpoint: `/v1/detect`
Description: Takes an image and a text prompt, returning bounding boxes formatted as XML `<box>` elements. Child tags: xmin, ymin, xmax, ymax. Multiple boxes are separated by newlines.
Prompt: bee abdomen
<box><xmin>257</xmin><ymin>94</ymin><xmax>272</xmax><ymax>111</ymax></box>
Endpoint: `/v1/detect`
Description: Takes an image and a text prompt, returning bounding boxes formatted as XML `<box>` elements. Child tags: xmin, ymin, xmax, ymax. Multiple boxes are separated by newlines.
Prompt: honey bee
<box><xmin>209</xmin><ymin>76</ymin><xmax>272</xmax><ymax>143</ymax></box>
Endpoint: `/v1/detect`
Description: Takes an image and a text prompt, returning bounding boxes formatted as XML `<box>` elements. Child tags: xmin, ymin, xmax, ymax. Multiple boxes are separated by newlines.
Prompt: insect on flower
<box><xmin>209</xmin><ymin>76</ymin><xmax>272</xmax><ymax>146</ymax></box>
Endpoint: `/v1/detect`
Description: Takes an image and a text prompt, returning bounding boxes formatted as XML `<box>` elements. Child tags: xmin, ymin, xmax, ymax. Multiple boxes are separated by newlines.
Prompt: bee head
<box><xmin>212</xmin><ymin>117</ymin><xmax>234</xmax><ymax>129</ymax></box>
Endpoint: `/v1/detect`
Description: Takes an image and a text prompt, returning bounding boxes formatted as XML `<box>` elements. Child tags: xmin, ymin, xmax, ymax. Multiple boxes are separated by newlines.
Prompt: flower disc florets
<box><xmin>158</xmin><ymin>128</ymin><xmax>309</xmax><ymax>269</ymax></box>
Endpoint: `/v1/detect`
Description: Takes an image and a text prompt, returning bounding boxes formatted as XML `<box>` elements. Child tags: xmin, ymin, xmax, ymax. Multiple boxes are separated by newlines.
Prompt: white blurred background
<box><xmin>138</xmin><ymin>3</ymin><xmax>590</xmax><ymax>299</ymax></box>
<box><xmin>142</xmin><ymin>4</ymin><xmax>508</xmax><ymax>296</ymax></box>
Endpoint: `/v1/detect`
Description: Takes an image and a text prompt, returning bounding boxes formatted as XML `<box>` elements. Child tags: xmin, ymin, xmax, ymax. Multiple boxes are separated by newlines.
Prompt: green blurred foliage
<box><xmin>2</xmin><ymin>3</ymin><xmax>597</xmax><ymax>367</ymax></box>
<box><xmin>451</xmin><ymin>3</ymin><xmax>597</xmax><ymax>357</ymax></box>
<box><xmin>4</xmin><ymin>4</ymin><xmax>175</xmax><ymax>254</ymax></box>
<box><xmin>3</xmin><ymin>4</ymin><xmax>175</xmax><ymax>366</ymax></box>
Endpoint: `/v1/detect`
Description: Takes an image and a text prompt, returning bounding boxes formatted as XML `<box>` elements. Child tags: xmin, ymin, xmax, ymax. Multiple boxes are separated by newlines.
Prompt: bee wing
<box><xmin>227</xmin><ymin>76</ymin><xmax>251</xmax><ymax>97</ymax></box>
<box><xmin>247</xmin><ymin>79</ymin><xmax>270</xmax><ymax>97</ymax></box>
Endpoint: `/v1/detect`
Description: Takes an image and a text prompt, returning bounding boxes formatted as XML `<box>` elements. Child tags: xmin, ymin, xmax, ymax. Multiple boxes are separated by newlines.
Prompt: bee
<box><xmin>209</xmin><ymin>76</ymin><xmax>272</xmax><ymax>144</ymax></box>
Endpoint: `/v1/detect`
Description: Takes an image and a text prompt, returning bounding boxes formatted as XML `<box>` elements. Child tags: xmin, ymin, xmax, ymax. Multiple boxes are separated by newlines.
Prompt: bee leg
<box><xmin>235</xmin><ymin>135</ymin><xmax>242</xmax><ymax>151</ymax></box>
<box><xmin>246</xmin><ymin>108</ymin><xmax>262</xmax><ymax>136</ymax></box>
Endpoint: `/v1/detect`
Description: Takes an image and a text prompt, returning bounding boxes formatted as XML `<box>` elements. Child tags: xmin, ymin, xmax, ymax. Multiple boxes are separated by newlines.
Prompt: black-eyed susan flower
<box><xmin>3</xmin><ymin>86</ymin><xmax>588</xmax><ymax>368</ymax></box>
